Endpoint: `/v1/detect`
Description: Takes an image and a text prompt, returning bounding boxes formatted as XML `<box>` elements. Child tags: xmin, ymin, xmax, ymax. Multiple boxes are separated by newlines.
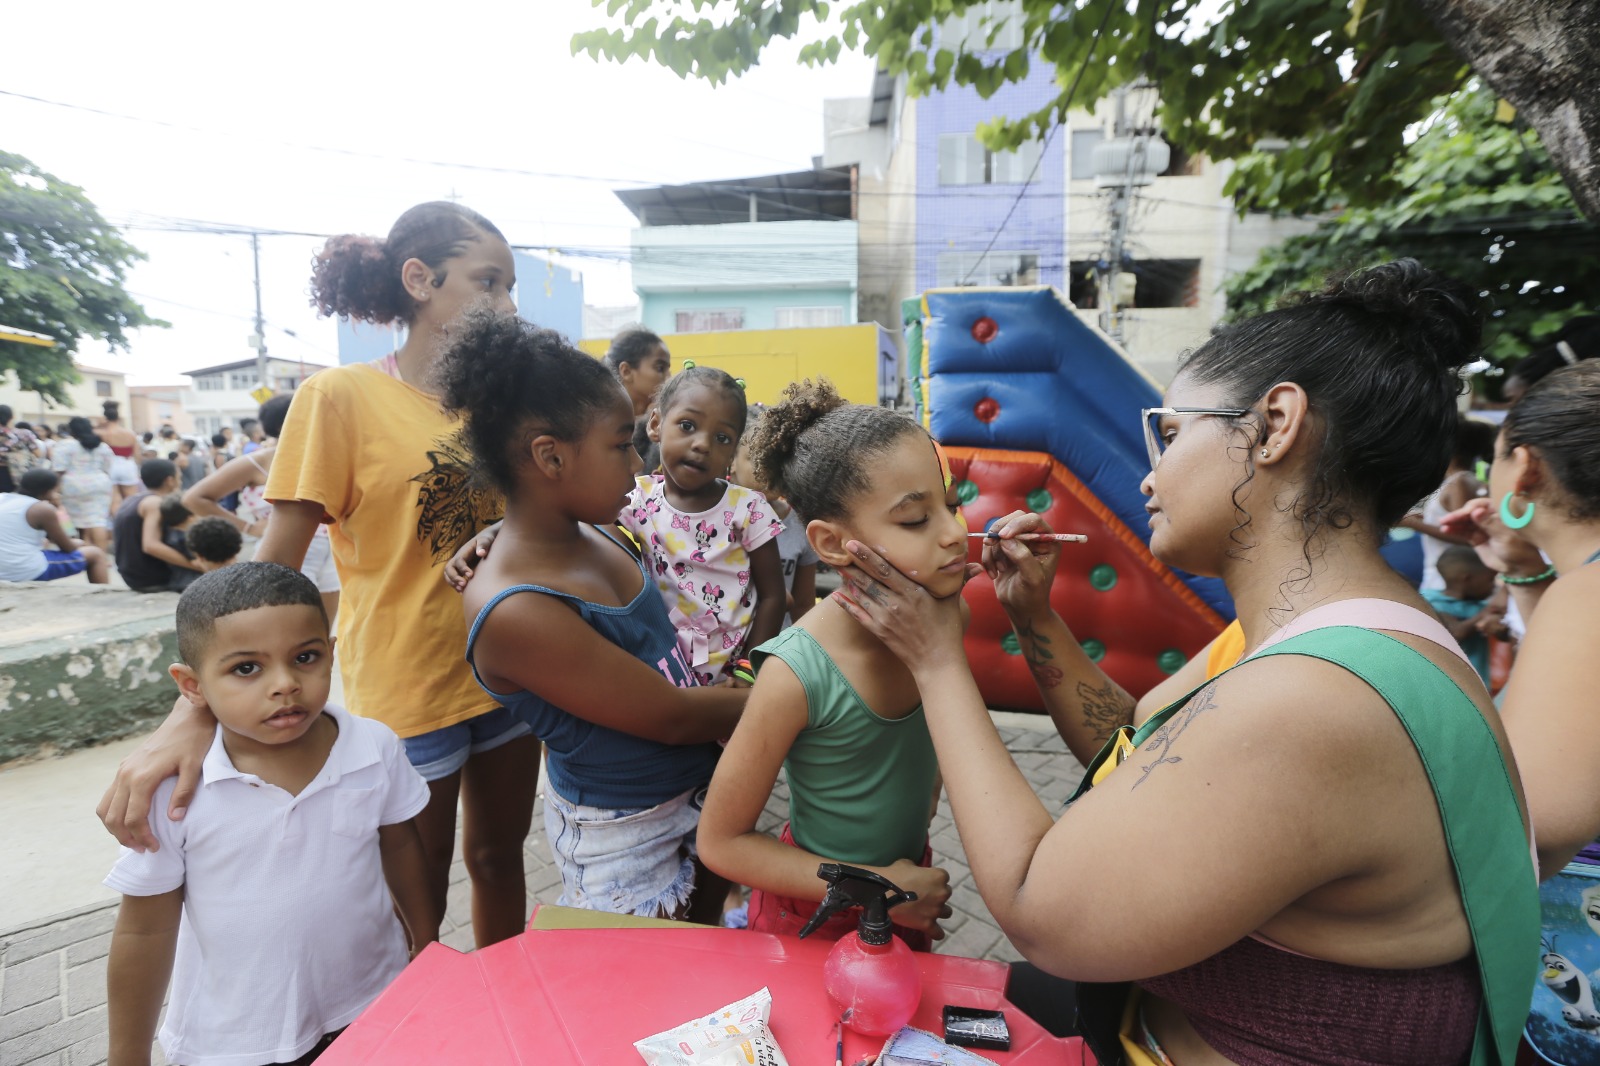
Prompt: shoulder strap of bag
<box><xmin>1071</xmin><ymin>625</ymin><xmax>1537</xmax><ymax>1065</ymax></box>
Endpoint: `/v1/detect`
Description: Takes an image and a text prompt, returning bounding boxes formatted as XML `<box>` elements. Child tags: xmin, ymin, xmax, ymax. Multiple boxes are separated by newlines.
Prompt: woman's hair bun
<box><xmin>1296</xmin><ymin>258</ymin><xmax>1481</xmax><ymax>373</ymax></box>
<box><xmin>749</xmin><ymin>379</ymin><xmax>847</xmax><ymax>493</ymax></box>
<box><xmin>309</xmin><ymin>234</ymin><xmax>408</xmax><ymax>324</ymax></box>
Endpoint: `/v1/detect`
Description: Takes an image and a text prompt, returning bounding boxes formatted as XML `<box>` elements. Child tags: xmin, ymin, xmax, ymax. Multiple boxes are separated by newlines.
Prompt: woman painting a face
<box><xmin>831</xmin><ymin>261</ymin><xmax>1539</xmax><ymax>1065</ymax></box>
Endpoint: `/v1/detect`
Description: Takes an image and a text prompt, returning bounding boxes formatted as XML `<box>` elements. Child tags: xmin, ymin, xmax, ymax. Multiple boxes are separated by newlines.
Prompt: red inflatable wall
<box><xmin>950</xmin><ymin>447</ymin><xmax>1227</xmax><ymax>710</ymax></box>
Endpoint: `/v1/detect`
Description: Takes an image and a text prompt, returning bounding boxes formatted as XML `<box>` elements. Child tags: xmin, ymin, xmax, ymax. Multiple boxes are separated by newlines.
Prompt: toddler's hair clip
<box><xmin>681</xmin><ymin>359</ymin><xmax>697</xmax><ymax>369</ymax></box>
<box><xmin>734</xmin><ymin>377</ymin><xmax>747</xmax><ymax>390</ymax></box>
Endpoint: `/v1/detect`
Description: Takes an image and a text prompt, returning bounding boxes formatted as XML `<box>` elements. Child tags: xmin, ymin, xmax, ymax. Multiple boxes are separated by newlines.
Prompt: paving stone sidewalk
<box><xmin>0</xmin><ymin>721</ymin><xmax>1081</xmax><ymax>1065</ymax></box>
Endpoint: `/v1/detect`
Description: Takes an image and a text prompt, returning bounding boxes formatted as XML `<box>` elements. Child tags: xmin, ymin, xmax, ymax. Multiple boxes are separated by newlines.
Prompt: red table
<box><xmin>318</xmin><ymin>907</ymin><xmax>1093</xmax><ymax>1064</ymax></box>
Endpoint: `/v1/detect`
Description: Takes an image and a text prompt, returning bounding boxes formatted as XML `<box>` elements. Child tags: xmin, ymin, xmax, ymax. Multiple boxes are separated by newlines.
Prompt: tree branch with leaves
<box><xmin>0</xmin><ymin>151</ymin><xmax>164</xmax><ymax>404</ymax></box>
<box><xmin>573</xmin><ymin>0</ymin><xmax>1600</xmax><ymax>218</ymax></box>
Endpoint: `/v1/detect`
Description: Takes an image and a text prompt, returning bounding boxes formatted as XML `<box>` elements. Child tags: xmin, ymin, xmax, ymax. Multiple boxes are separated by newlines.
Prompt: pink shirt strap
<box><xmin>1249</xmin><ymin>598</ymin><xmax>1474</xmax><ymax>671</ymax></box>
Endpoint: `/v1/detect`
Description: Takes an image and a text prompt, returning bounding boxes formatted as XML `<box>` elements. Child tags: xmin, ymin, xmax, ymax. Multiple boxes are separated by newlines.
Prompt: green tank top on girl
<box><xmin>753</xmin><ymin>627</ymin><xmax>938</xmax><ymax>867</ymax></box>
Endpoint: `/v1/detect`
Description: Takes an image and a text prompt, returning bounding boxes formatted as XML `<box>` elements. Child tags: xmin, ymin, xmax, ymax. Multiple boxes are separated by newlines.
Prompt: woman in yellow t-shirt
<box><xmin>97</xmin><ymin>202</ymin><xmax>536</xmax><ymax>948</ymax></box>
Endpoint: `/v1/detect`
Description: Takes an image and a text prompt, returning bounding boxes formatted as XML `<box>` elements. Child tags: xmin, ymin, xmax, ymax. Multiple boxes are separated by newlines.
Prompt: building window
<box><xmin>1070</xmin><ymin>130</ymin><xmax>1105</xmax><ymax>181</ymax></box>
<box><xmin>936</xmin><ymin>251</ymin><xmax>1040</xmax><ymax>288</ymax></box>
<box><xmin>195</xmin><ymin>376</ymin><xmax>225</xmax><ymax>391</ymax></box>
<box><xmin>94</xmin><ymin>379</ymin><xmax>112</xmax><ymax>397</ymax></box>
<box><xmin>674</xmin><ymin>310</ymin><xmax>744</xmax><ymax>333</ymax></box>
<box><xmin>775</xmin><ymin>306</ymin><xmax>845</xmax><ymax>329</ymax></box>
<box><xmin>1125</xmin><ymin>259</ymin><xmax>1202</xmax><ymax>308</ymax></box>
<box><xmin>228</xmin><ymin>371</ymin><xmax>259</xmax><ymax>390</ymax></box>
<box><xmin>940</xmin><ymin>1</ymin><xmax>1024</xmax><ymax>51</ymax></box>
<box><xmin>938</xmin><ymin>134</ymin><xmax>1043</xmax><ymax>186</ymax></box>
<box><xmin>1071</xmin><ymin>259</ymin><xmax>1201</xmax><ymax>308</ymax></box>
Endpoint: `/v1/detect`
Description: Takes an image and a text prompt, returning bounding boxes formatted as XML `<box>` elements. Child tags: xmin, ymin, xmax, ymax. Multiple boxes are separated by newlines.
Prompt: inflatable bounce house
<box><xmin>908</xmin><ymin>287</ymin><xmax>1233</xmax><ymax>710</ymax></box>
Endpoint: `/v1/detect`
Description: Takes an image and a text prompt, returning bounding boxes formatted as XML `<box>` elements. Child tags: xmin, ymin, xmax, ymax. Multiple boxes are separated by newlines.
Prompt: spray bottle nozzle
<box><xmin>796</xmin><ymin>862</ymin><xmax>917</xmax><ymax>945</ymax></box>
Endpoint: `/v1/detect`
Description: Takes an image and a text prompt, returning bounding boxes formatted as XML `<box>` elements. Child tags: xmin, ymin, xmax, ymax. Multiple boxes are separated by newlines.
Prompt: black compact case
<box><xmin>942</xmin><ymin>1005</ymin><xmax>1012</xmax><ymax>1051</ymax></box>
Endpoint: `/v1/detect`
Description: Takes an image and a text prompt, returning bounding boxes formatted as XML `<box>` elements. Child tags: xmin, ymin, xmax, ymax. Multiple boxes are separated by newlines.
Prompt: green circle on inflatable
<box><xmin>1081</xmin><ymin>639</ymin><xmax>1106</xmax><ymax>663</ymax></box>
<box><xmin>1001</xmin><ymin>632</ymin><xmax>1021</xmax><ymax>656</ymax></box>
<box><xmin>1089</xmin><ymin>564</ymin><xmax>1118</xmax><ymax>591</ymax></box>
<box><xmin>957</xmin><ymin>480</ymin><xmax>980</xmax><ymax>506</ymax></box>
<box><xmin>1026</xmin><ymin>489</ymin><xmax>1053</xmax><ymax>513</ymax></box>
<box><xmin>1157</xmin><ymin>648</ymin><xmax>1186</xmax><ymax>675</ymax></box>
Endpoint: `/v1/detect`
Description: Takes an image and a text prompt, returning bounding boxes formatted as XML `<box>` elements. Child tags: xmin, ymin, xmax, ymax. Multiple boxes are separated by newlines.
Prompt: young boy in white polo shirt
<box><xmin>105</xmin><ymin>562</ymin><xmax>436</xmax><ymax>1066</ymax></box>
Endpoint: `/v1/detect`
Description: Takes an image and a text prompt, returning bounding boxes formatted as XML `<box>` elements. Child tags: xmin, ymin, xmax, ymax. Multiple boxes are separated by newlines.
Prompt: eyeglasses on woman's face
<box><xmin>1141</xmin><ymin>407</ymin><xmax>1251</xmax><ymax>470</ymax></box>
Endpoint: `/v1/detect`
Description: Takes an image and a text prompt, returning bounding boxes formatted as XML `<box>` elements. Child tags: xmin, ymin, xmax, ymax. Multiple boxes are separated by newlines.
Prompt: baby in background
<box><xmin>159</xmin><ymin>498</ymin><xmax>243</xmax><ymax>572</ymax></box>
<box><xmin>105</xmin><ymin>562</ymin><xmax>435</xmax><ymax>1066</ymax></box>
<box><xmin>1422</xmin><ymin>545</ymin><xmax>1498</xmax><ymax>685</ymax></box>
<box><xmin>185</xmin><ymin>516</ymin><xmax>243</xmax><ymax>570</ymax></box>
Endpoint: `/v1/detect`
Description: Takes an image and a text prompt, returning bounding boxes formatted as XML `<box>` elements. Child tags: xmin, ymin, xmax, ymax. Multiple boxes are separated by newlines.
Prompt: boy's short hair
<box><xmin>140</xmin><ymin>458</ymin><xmax>177</xmax><ymax>489</ymax></box>
<box><xmin>176</xmin><ymin>562</ymin><xmax>327</xmax><ymax>665</ymax></box>
<box><xmin>185</xmin><ymin>517</ymin><xmax>243</xmax><ymax>565</ymax></box>
<box><xmin>158</xmin><ymin>493</ymin><xmax>192</xmax><ymax>530</ymax></box>
<box><xmin>1438</xmin><ymin>545</ymin><xmax>1491</xmax><ymax>580</ymax></box>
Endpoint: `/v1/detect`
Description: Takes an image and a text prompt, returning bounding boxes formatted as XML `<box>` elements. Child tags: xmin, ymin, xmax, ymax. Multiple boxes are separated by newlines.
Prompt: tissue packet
<box><xmin>878</xmin><ymin>1025</ymin><xmax>1000</xmax><ymax>1065</ymax></box>
<box><xmin>634</xmin><ymin>987</ymin><xmax>792</xmax><ymax>1066</ymax></box>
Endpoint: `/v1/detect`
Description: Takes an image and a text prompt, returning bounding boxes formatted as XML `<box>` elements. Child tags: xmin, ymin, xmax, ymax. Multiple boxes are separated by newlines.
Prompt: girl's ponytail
<box><xmin>309</xmin><ymin>201</ymin><xmax>508</xmax><ymax>325</ymax></box>
<box><xmin>748</xmin><ymin>379</ymin><xmax>917</xmax><ymax>523</ymax></box>
<box><xmin>310</xmin><ymin>235</ymin><xmax>407</xmax><ymax>324</ymax></box>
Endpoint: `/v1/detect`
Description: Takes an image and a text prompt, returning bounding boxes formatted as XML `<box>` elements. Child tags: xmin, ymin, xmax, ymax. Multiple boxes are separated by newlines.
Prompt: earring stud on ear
<box><xmin>1260</xmin><ymin>449</ymin><xmax>1270</xmax><ymax>459</ymax></box>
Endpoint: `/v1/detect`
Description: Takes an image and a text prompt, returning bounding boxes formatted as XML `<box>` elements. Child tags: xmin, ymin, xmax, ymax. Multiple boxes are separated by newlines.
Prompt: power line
<box><xmin>961</xmin><ymin>0</ymin><xmax>1118</xmax><ymax>284</ymax></box>
<box><xmin>0</xmin><ymin>87</ymin><xmax>801</xmax><ymax>187</ymax></box>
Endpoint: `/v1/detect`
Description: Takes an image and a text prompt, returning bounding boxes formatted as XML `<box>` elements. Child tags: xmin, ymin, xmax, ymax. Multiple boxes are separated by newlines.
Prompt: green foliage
<box><xmin>573</xmin><ymin>0</ymin><xmax>1474</xmax><ymax>214</ymax></box>
<box><xmin>1225</xmin><ymin>88</ymin><xmax>1595</xmax><ymax>374</ymax></box>
<box><xmin>0</xmin><ymin>152</ymin><xmax>163</xmax><ymax>405</ymax></box>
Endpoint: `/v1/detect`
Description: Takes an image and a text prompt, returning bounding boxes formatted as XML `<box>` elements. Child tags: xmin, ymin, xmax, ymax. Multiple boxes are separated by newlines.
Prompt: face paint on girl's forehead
<box><xmin>932</xmin><ymin>438</ymin><xmax>954</xmax><ymax>490</ymax></box>
<box><xmin>931</xmin><ymin>438</ymin><xmax>969</xmax><ymax>532</ymax></box>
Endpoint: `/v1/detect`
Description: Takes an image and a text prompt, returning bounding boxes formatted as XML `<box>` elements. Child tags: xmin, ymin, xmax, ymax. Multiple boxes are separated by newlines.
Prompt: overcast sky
<box><xmin>4</xmin><ymin>0</ymin><xmax>877</xmax><ymax>384</ymax></box>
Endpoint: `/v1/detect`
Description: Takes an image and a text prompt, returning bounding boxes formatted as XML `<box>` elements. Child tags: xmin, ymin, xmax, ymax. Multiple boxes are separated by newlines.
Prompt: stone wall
<box><xmin>0</xmin><ymin>584</ymin><xmax>178</xmax><ymax>766</ymax></box>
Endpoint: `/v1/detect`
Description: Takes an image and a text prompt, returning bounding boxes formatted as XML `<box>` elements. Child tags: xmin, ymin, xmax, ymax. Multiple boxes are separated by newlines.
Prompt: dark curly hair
<box><xmin>435</xmin><ymin>310</ymin><xmax>626</xmax><ymax>493</ymax></box>
<box><xmin>745</xmin><ymin>378</ymin><xmax>922</xmax><ymax>523</ymax></box>
<box><xmin>1503</xmin><ymin>361</ymin><xmax>1600</xmax><ymax>520</ymax></box>
<box><xmin>1179</xmin><ymin>259</ymin><xmax>1480</xmax><ymax>551</ymax></box>
<box><xmin>309</xmin><ymin>202</ymin><xmax>506</xmax><ymax>325</ymax></box>
<box><xmin>185</xmin><ymin>517</ymin><xmax>243</xmax><ymax>565</ymax></box>
<box><xmin>605</xmin><ymin>328</ymin><xmax>666</xmax><ymax>372</ymax></box>
<box><xmin>653</xmin><ymin>365</ymin><xmax>749</xmax><ymax>437</ymax></box>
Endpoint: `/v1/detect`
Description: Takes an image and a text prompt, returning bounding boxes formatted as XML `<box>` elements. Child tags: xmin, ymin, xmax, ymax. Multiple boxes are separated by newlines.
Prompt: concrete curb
<box><xmin>0</xmin><ymin>586</ymin><xmax>180</xmax><ymax>766</ymax></box>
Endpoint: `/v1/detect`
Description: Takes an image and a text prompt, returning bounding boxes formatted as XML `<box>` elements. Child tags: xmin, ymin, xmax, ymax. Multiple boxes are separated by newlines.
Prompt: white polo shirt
<box><xmin>105</xmin><ymin>704</ymin><xmax>429</xmax><ymax>1066</ymax></box>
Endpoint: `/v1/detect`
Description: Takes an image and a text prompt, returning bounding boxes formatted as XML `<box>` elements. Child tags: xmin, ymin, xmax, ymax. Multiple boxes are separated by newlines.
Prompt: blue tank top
<box><xmin>465</xmin><ymin>526</ymin><xmax>720</xmax><ymax>809</ymax></box>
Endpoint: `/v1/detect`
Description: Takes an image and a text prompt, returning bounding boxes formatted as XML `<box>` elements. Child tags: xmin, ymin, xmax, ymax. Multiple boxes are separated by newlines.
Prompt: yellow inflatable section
<box><xmin>579</xmin><ymin>324</ymin><xmax>893</xmax><ymax>407</ymax></box>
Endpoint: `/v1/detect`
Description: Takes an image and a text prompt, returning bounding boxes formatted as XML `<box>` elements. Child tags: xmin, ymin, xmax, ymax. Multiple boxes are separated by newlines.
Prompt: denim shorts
<box><xmin>543</xmin><ymin>783</ymin><xmax>705</xmax><ymax>918</ymax></box>
<box><xmin>401</xmin><ymin>705</ymin><xmax>534</xmax><ymax>782</ymax></box>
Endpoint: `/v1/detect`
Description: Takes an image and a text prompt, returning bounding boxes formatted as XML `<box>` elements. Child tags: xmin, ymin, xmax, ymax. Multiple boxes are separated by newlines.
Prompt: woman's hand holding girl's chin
<box><xmin>833</xmin><ymin>541</ymin><xmax>964</xmax><ymax>672</ymax></box>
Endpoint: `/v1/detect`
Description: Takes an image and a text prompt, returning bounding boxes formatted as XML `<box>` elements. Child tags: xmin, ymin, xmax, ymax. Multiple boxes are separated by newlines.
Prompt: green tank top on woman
<box><xmin>753</xmin><ymin>627</ymin><xmax>938</xmax><ymax>868</ymax></box>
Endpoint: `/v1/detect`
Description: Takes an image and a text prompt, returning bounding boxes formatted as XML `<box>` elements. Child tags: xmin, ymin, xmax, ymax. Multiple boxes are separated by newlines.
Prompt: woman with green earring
<box><xmin>1445</xmin><ymin>360</ymin><xmax>1600</xmax><ymax>875</ymax></box>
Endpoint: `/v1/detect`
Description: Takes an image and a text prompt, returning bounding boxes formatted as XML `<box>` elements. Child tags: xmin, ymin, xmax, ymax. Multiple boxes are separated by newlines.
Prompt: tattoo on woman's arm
<box><xmin>1132</xmin><ymin>682</ymin><xmax>1219</xmax><ymax>789</ymax></box>
<box><xmin>1015</xmin><ymin>618</ymin><xmax>1064</xmax><ymax>689</ymax></box>
<box><xmin>1077</xmin><ymin>680</ymin><xmax>1133</xmax><ymax>743</ymax></box>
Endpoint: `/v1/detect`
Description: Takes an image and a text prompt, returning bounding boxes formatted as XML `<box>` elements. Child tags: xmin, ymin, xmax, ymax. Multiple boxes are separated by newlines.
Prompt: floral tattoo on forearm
<box><xmin>1076</xmin><ymin>680</ymin><xmax>1134</xmax><ymax>744</ymax></box>
<box><xmin>1014</xmin><ymin>618</ymin><xmax>1064</xmax><ymax>690</ymax></box>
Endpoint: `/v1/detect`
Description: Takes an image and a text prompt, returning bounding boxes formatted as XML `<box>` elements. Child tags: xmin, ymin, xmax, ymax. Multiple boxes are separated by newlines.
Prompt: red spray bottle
<box><xmin>797</xmin><ymin>862</ymin><xmax>922</xmax><ymax>1038</ymax></box>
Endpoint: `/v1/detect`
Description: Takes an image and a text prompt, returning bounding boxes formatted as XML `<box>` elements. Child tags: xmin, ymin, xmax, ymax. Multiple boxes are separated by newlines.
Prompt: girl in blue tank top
<box><xmin>436</xmin><ymin>313</ymin><xmax>749</xmax><ymax>922</ymax></box>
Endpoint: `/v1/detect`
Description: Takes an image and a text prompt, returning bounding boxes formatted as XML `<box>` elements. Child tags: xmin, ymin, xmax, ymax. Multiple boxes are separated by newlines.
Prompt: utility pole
<box><xmin>250</xmin><ymin>232</ymin><xmax>269</xmax><ymax>407</ymax></box>
<box><xmin>1091</xmin><ymin>80</ymin><xmax>1166</xmax><ymax>344</ymax></box>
